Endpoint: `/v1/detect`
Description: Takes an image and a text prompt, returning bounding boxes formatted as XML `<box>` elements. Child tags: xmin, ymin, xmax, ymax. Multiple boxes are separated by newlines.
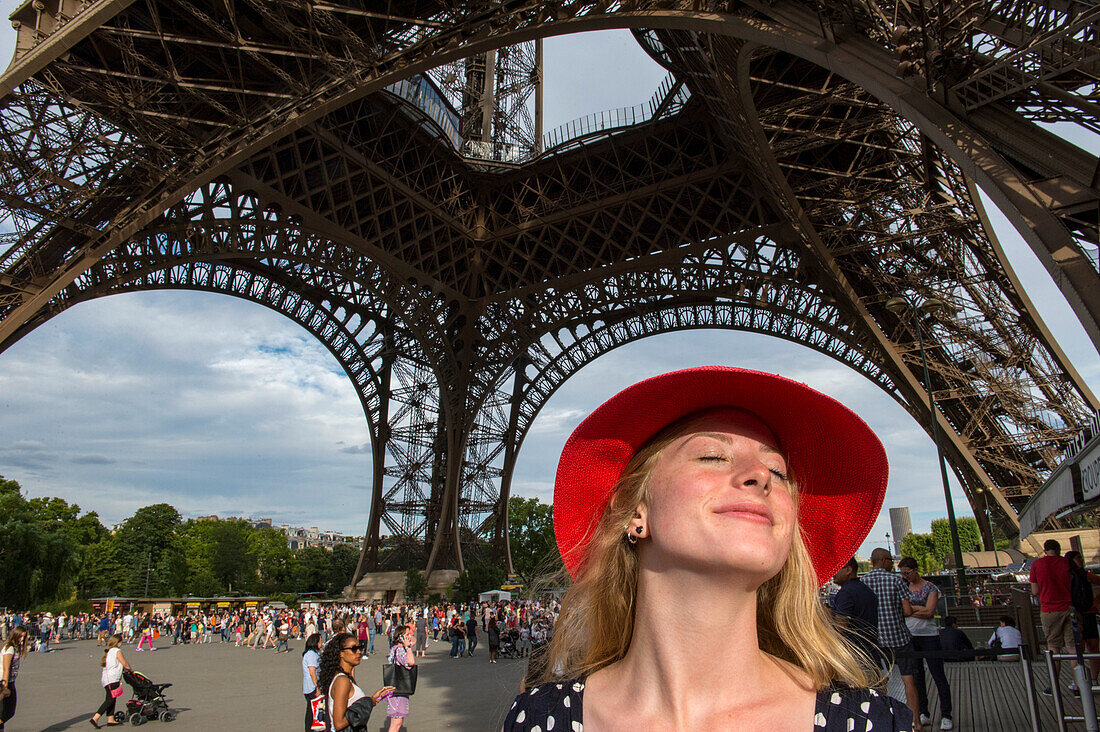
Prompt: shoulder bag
<box><xmin>382</xmin><ymin>649</ymin><xmax>418</xmax><ymax>696</ymax></box>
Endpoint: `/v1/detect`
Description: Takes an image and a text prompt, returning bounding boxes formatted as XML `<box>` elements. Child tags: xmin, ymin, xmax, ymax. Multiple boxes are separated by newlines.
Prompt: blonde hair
<box><xmin>538</xmin><ymin>412</ymin><xmax>881</xmax><ymax>689</ymax></box>
<box><xmin>101</xmin><ymin>633</ymin><xmax>122</xmax><ymax>667</ymax></box>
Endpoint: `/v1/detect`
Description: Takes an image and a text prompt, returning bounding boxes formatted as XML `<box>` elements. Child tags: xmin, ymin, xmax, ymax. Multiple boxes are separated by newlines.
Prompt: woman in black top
<box><xmin>504</xmin><ymin>367</ymin><xmax>910</xmax><ymax>731</ymax></box>
<box><xmin>487</xmin><ymin>618</ymin><xmax>501</xmax><ymax>664</ymax></box>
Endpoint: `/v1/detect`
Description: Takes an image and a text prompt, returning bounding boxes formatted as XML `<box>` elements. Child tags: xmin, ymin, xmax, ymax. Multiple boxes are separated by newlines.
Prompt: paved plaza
<box><xmin>9</xmin><ymin>637</ymin><xmax>526</xmax><ymax>731</ymax></box>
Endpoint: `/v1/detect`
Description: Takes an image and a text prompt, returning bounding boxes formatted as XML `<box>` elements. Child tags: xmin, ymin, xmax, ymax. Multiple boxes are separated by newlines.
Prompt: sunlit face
<box><xmin>639</xmin><ymin>407</ymin><xmax>796</xmax><ymax>585</ymax></box>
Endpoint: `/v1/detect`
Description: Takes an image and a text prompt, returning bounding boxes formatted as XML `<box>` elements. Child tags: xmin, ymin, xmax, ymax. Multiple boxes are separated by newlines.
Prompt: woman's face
<box><xmin>640</xmin><ymin>407</ymin><xmax>797</xmax><ymax>585</ymax></box>
<box><xmin>340</xmin><ymin>638</ymin><xmax>363</xmax><ymax>667</ymax></box>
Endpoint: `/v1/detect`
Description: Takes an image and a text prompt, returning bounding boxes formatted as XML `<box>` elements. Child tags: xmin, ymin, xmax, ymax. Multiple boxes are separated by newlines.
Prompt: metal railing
<box><xmin>382</xmin><ymin>72</ymin><xmax>691</xmax><ymax>164</ymax></box>
<box><xmin>541</xmin><ymin>73</ymin><xmax>690</xmax><ymax>154</ymax></box>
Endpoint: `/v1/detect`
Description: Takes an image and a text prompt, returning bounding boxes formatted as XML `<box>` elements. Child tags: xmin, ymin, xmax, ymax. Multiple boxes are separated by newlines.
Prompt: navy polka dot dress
<box><xmin>503</xmin><ymin>680</ymin><xmax>913</xmax><ymax>731</ymax></box>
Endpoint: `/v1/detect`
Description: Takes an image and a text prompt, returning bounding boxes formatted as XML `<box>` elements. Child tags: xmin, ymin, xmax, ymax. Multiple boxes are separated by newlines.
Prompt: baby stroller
<box><xmin>498</xmin><ymin>629</ymin><xmax>519</xmax><ymax>659</ymax></box>
<box><xmin>114</xmin><ymin>669</ymin><xmax>177</xmax><ymax>725</ymax></box>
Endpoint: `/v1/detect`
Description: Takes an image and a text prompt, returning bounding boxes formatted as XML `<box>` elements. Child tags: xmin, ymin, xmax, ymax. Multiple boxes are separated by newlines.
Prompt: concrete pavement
<box><xmin>8</xmin><ymin>636</ymin><xmax>526</xmax><ymax>731</ymax></box>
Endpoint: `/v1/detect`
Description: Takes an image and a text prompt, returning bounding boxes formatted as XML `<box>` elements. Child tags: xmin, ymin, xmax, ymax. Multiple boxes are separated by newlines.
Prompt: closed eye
<box><xmin>769</xmin><ymin>468</ymin><xmax>789</xmax><ymax>481</ymax></box>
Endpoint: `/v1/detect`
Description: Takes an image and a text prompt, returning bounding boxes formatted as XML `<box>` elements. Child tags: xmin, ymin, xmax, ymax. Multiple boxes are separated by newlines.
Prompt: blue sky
<box><xmin>0</xmin><ymin>16</ymin><xmax>1097</xmax><ymax>558</ymax></box>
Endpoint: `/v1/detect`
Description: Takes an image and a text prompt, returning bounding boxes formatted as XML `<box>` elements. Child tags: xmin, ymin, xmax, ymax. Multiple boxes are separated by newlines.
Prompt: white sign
<box><xmin>1081</xmin><ymin>439</ymin><xmax>1100</xmax><ymax>502</ymax></box>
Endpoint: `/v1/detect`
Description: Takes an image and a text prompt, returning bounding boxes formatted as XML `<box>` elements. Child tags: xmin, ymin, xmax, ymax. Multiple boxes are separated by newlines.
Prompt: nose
<box><xmin>730</xmin><ymin>459</ymin><xmax>774</xmax><ymax>494</ymax></box>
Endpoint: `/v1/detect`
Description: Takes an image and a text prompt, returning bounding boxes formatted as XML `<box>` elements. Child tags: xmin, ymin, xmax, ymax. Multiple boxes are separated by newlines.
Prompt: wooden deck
<box><xmin>886</xmin><ymin>659</ymin><xmax>1097</xmax><ymax>731</ymax></box>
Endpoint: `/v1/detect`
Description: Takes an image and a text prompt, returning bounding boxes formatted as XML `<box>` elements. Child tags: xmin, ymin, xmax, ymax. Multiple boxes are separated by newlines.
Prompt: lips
<box><xmin>713</xmin><ymin>501</ymin><xmax>774</xmax><ymax>525</ymax></box>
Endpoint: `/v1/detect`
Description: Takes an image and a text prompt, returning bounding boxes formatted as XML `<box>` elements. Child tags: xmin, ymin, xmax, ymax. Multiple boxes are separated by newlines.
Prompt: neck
<box><xmin>604</xmin><ymin>563</ymin><xmax>800</xmax><ymax>717</ymax></box>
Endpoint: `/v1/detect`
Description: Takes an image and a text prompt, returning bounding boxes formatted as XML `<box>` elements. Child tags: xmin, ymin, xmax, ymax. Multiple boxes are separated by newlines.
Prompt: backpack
<box><xmin>1071</xmin><ymin>569</ymin><xmax>1094</xmax><ymax>615</ymax></box>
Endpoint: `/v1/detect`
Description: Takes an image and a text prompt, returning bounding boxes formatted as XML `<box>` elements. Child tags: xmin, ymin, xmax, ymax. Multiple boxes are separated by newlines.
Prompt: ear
<box><xmin>627</xmin><ymin>505</ymin><xmax>649</xmax><ymax>539</ymax></box>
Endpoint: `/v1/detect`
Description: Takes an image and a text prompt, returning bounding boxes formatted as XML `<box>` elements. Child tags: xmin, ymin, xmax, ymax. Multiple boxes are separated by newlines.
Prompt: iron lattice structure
<box><xmin>0</xmin><ymin>1</ymin><xmax>1098</xmax><ymax>583</ymax></box>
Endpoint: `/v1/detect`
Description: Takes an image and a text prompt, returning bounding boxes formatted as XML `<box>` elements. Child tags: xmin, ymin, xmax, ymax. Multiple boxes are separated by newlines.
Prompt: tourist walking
<box><xmin>0</xmin><ymin>626</ymin><xmax>28</xmax><ymax>731</ymax></box>
<box><xmin>464</xmin><ymin>615</ymin><xmax>478</xmax><ymax>656</ymax></box>
<box><xmin>356</xmin><ymin>617</ymin><xmax>370</xmax><ymax>659</ymax></box>
<box><xmin>135</xmin><ymin>615</ymin><xmax>155</xmax><ymax>652</ymax></box>
<box><xmin>276</xmin><ymin>616</ymin><xmax>291</xmax><ymax>653</ymax></box>
<box><xmin>386</xmin><ymin>627</ymin><xmax>416</xmax><ymax>731</ymax></box>
<box><xmin>898</xmin><ymin>557</ymin><xmax>953</xmax><ymax>730</ymax></box>
<box><xmin>90</xmin><ymin>633</ymin><xmax>131</xmax><ymax>728</ymax></box>
<box><xmin>487</xmin><ymin>617</ymin><xmax>500</xmax><ymax>664</ymax></box>
<box><xmin>316</xmin><ymin>632</ymin><xmax>392</xmax><ymax>732</ymax></box>
<box><xmin>1030</xmin><ymin>539</ymin><xmax>1078</xmax><ymax>695</ymax></box>
<box><xmin>503</xmin><ymin>367</ymin><xmax>910</xmax><ymax>730</ymax></box>
<box><xmin>413</xmin><ymin>613</ymin><xmax>427</xmax><ymax>658</ymax></box>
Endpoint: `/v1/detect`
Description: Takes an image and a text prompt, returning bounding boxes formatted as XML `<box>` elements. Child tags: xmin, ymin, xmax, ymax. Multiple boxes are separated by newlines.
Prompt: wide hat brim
<box><xmin>553</xmin><ymin>366</ymin><xmax>888</xmax><ymax>585</ymax></box>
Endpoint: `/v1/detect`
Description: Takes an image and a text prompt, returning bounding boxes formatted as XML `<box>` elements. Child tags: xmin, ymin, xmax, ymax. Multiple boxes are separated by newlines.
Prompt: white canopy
<box><xmin>478</xmin><ymin>590</ymin><xmax>512</xmax><ymax>602</ymax></box>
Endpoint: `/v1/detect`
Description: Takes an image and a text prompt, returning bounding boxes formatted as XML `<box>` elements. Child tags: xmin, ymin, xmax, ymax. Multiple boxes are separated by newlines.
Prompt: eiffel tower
<box><xmin>0</xmin><ymin>1</ymin><xmax>1097</xmax><ymax>589</ymax></box>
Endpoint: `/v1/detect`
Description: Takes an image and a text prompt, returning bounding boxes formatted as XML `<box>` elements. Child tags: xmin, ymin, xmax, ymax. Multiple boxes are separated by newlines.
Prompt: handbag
<box><xmin>308</xmin><ymin>694</ymin><xmax>326</xmax><ymax>731</ymax></box>
<box><xmin>108</xmin><ymin>681</ymin><xmax>124</xmax><ymax>698</ymax></box>
<box><xmin>382</xmin><ymin>656</ymin><xmax>418</xmax><ymax>696</ymax></box>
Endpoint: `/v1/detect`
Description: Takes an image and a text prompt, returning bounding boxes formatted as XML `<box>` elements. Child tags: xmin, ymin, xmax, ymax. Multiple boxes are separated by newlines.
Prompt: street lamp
<box><xmin>885</xmin><ymin>294</ymin><xmax>969</xmax><ymax>598</ymax></box>
<box><xmin>976</xmin><ymin>486</ymin><xmax>1000</xmax><ymax>570</ymax></box>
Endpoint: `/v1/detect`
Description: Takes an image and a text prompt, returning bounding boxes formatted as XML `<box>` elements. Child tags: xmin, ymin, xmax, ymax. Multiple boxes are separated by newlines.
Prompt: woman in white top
<box><xmin>316</xmin><ymin>632</ymin><xmax>392</xmax><ymax>731</ymax></box>
<box><xmin>898</xmin><ymin>557</ymin><xmax>954</xmax><ymax>730</ymax></box>
<box><xmin>989</xmin><ymin>616</ymin><xmax>1023</xmax><ymax>660</ymax></box>
<box><xmin>0</xmin><ymin>625</ymin><xmax>28</xmax><ymax>731</ymax></box>
<box><xmin>91</xmin><ymin>633</ymin><xmax>131</xmax><ymax>728</ymax></box>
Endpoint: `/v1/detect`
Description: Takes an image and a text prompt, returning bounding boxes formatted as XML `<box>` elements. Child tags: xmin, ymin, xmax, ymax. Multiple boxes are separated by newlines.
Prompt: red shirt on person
<box><xmin>1030</xmin><ymin>555</ymin><xmax>1072</xmax><ymax>612</ymax></box>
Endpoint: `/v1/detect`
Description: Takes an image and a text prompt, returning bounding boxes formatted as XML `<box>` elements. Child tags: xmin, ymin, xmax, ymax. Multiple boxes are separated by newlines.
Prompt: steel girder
<box><xmin>0</xmin><ymin>1</ymin><xmax>1097</xmax><ymax>576</ymax></box>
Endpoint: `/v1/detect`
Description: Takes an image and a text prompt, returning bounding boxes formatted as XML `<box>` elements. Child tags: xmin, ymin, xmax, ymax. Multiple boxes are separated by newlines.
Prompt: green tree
<box><xmin>249</xmin><ymin>527</ymin><xmax>292</xmax><ymax>592</ymax></box>
<box><xmin>328</xmin><ymin>543</ymin><xmax>359</xmax><ymax>596</ymax></box>
<box><xmin>114</xmin><ymin>503</ymin><xmax>182</xmax><ymax>595</ymax></box>
<box><xmin>80</xmin><ymin>536</ymin><xmax>128</xmax><ymax>598</ymax></box>
<box><xmin>507</xmin><ymin>496</ymin><xmax>562</xmax><ymax>584</ymax></box>
<box><xmin>930</xmin><ymin>518</ymin><xmax>982</xmax><ymax>566</ymax></box>
<box><xmin>899</xmin><ymin>533</ymin><xmax>940</xmax><ymax>574</ymax></box>
<box><xmin>0</xmin><ymin>476</ymin><xmax>79</xmax><ymax>607</ymax></box>
<box><xmin>292</xmin><ymin>546</ymin><xmax>333</xmax><ymax>594</ymax></box>
<box><xmin>209</xmin><ymin>520</ymin><xmax>256</xmax><ymax>592</ymax></box>
<box><xmin>405</xmin><ymin>568</ymin><xmax>428</xmax><ymax>601</ymax></box>
<box><xmin>451</xmin><ymin>562</ymin><xmax>506</xmax><ymax>603</ymax></box>
<box><xmin>25</xmin><ymin>494</ymin><xmax>108</xmax><ymax>599</ymax></box>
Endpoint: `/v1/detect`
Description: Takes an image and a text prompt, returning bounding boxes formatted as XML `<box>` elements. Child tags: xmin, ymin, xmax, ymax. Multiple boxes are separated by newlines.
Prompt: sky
<box><xmin>0</xmin><ymin>15</ymin><xmax>1097</xmax><ymax>559</ymax></box>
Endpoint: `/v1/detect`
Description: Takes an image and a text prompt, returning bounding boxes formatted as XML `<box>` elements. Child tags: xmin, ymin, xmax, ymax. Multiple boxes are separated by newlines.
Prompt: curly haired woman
<box><xmin>316</xmin><ymin>632</ymin><xmax>392</xmax><ymax>732</ymax></box>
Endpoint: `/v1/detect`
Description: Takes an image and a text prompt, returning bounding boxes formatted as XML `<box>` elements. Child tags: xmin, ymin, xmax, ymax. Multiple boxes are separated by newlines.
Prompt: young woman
<box><xmin>504</xmin><ymin>366</ymin><xmax>909</xmax><ymax>731</ymax></box>
<box><xmin>0</xmin><ymin>626</ymin><xmax>28</xmax><ymax>731</ymax></box>
<box><xmin>90</xmin><ymin>633</ymin><xmax>131</xmax><ymax>728</ymax></box>
<box><xmin>316</xmin><ymin>632</ymin><xmax>392</xmax><ymax>732</ymax></box>
<box><xmin>486</xmin><ymin>617</ymin><xmax>500</xmax><ymax>664</ymax></box>
<box><xmin>385</xmin><ymin>627</ymin><xmax>416</xmax><ymax>732</ymax></box>
<box><xmin>898</xmin><ymin>557</ymin><xmax>953</xmax><ymax>730</ymax></box>
<box><xmin>301</xmin><ymin>633</ymin><xmax>322</xmax><ymax>732</ymax></box>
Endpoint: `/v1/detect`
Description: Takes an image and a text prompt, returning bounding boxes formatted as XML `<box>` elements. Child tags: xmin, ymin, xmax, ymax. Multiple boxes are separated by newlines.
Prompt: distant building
<box><xmin>196</xmin><ymin>515</ymin><xmax>219</xmax><ymax>522</ymax></box>
<box><xmin>889</xmin><ymin>507</ymin><xmax>912</xmax><ymax>555</ymax></box>
<box><xmin>279</xmin><ymin>524</ymin><xmax>362</xmax><ymax>551</ymax></box>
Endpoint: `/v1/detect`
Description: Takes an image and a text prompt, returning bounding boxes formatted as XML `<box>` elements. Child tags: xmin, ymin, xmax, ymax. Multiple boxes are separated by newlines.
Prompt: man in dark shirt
<box><xmin>938</xmin><ymin>616</ymin><xmax>974</xmax><ymax>662</ymax></box>
<box><xmin>831</xmin><ymin>557</ymin><xmax>881</xmax><ymax>665</ymax></box>
<box><xmin>465</xmin><ymin>615</ymin><xmax>479</xmax><ymax>657</ymax></box>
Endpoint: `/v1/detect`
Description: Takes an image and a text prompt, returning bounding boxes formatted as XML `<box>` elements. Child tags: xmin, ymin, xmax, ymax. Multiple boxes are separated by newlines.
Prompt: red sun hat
<box><xmin>553</xmin><ymin>366</ymin><xmax>888</xmax><ymax>586</ymax></box>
